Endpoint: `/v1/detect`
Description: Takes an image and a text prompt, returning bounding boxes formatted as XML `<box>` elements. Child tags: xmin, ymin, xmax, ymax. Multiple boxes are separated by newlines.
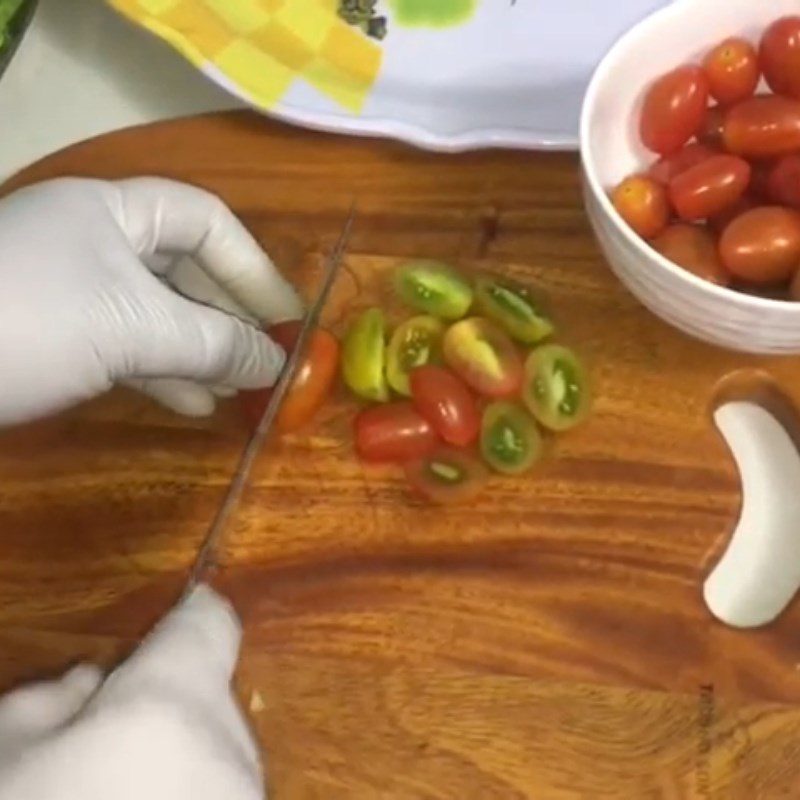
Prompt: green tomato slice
<box><xmin>386</xmin><ymin>315</ymin><xmax>445</xmax><ymax>396</ymax></box>
<box><xmin>395</xmin><ymin>260</ymin><xmax>473</xmax><ymax>320</ymax></box>
<box><xmin>480</xmin><ymin>401</ymin><xmax>542</xmax><ymax>475</ymax></box>
<box><xmin>342</xmin><ymin>308</ymin><xmax>389</xmax><ymax>402</ymax></box>
<box><xmin>523</xmin><ymin>345</ymin><xmax>591</xmax><ymax>431</ymax></box>
<box><xmin>474</xmin><ymin>276</ymin><xmax>554</xmax><ymax>344</ymax></box>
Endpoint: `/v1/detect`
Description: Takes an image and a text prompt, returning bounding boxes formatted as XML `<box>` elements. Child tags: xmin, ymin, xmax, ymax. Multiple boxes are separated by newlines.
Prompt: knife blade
<box><xmin>186</xmin><ymin>203</ymin><xmax>356</xmax><ymax>588</ymax></box>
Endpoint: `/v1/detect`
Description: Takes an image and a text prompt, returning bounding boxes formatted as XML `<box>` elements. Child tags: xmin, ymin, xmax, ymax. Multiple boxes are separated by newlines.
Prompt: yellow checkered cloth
<box><xmin>110</xmin><ymin>0</ymin><xmax>383</xmax><ymax>112</ymax></box>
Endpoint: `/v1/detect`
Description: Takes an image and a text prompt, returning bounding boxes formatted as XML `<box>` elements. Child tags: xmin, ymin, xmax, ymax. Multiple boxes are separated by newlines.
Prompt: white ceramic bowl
<box><xmin>580</xmin><ymin>0</ymin><xmax>800</xmax><ymax>354</ymax></box>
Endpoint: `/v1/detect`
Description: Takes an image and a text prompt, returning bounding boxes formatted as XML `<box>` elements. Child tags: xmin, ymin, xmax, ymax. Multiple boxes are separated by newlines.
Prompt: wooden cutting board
<box><xmin>3</xmin><ymin>111</ymin><xmax>800</xmax><ymax>798</ymax></box>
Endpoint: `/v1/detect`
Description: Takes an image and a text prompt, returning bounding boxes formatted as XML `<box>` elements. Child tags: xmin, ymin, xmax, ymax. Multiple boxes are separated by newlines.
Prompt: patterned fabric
<box><xmin>110</xmin><ymin>0</ymin><xmax>383</xmax><ymax>111</ymax></box>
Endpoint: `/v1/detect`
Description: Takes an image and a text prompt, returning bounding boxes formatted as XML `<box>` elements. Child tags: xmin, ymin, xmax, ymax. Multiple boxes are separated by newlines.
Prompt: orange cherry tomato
<box><xmin>722</xmin><ymin>95</ymin><xmax>800</xmax><ymax>158</ymax></box>
<box><xmin>760</xmin><ymin>16</ymin><xmax>800</xmax><ymax>100</ymax></box>
<box><xmin>767</xmin><ymin>154</ymin><xmax>800</xmax><ymax>208</ymax></box>
<box><xmin>719</xmin><ymin>206</ymin><xmax>800</xmax><ymax>285</ymax></box>
<box><xmin>703</xmin><ymin>37</ymin><xmax>760</xmax><ymax>106</ymax></box>
<box><xmin>668</xmin><ymin>154</ymin><xmax>751</xmax><ymax>221</ymax></box>
<box><xmin>697</xmin><ymin>105</ymin><xmax>725</xmax><ymax>148</ymax></box>
<box><xmin>640</xmin><ymin>65</ymin><xmax>710</xmax><ymax>155</ymax></box>
<box><xmin>650</xmin><ymin>224</ymin><xmax>729</xmax><ymax>286</ymax></box>
<box><xmin>610</xmin><ymin>174</ymin><xmax>670</xmax><ymax>238</ymax></box>
<box><xmin>648</xmin><ymin>143</ymin><xmax>716</xmax><ymax>184</ymax></box>
<box><xmin>239</xmin><ymin>322</ymin><xmax>340</xmax><ymax>434</ymax></box>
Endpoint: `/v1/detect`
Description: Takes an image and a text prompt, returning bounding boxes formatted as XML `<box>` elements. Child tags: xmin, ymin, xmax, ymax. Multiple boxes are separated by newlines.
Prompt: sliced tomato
<box><xmin>703</xmin><ymin>37</ymin><xmax>760</xmax><ymax>106</ymax></box>
<box><xmin>354</xmin><ymin>402</ymin><xmax>437</xmax><ymax>463</ymax></box>
<box><xmin>651</xmin><ymin>224</ymin><xmax>730</xmax><ymax>285</ymax></box>
<box><xmin>405</xmin><ymin>447</ymin><xmax>489</xmax><ymax>505</ymax></box>
<box><xmin>648</xmin><ymin>143</ymin><xmax>716</xmax><ymax>184</ymax></box>
<box><xmin>443</xmin><ymin>317</ymin><xmax>523</xmax><ymax>399</ymax></box>
<box><xmin>239</xmin><ymin>323</ymin><xmax>339</xmax><ymax>434</ymax></box>
<box><xmin>722</xmin><ymin>96</ymin><xmax>800</xmax><ymax>158</ymax></box>
<box><xmin>668</xmin><ymin>154</ymin><xmax>751</xmax><ymax>221</ymax></box>
<box><xmin>342</xmin><ymin>308</ymin><xmax>389</xmax><ymax>402</ymax></box>
<box><xmin>760</xmin><ymin>16</ymin><xmax>800</xmax><ymax>100</ymax></box>
<box><xmin>395</xmin><ymin>260</ymin><xmax>473</xmax><ymax>320</ymax></box>
<box><xmin>480</xmin><ymin>401</ymin><xmax>542</xmax><ymax>475</ymax></box>
<box><xmin>409</xmin><ymin>365</ymin><xmax>480</xmax><ymax>447</ymax></box>
<box><xmin>385</xmin><ymin>315</ymin><xmax>445</xmax><ymax>396</ymax></box>
<box><xmin>610</xmin><ymin>174</ymin><xmax>670</xmax><ymax>239</ymax></box>
<box><xmin>473</xmin><ymin>275</ymin><xmax>553</xmax><ymax>344</ymax></box>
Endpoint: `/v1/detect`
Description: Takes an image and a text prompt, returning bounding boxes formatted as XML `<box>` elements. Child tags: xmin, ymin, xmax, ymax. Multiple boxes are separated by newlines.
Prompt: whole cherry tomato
<box><xmin>697</xmin><ymin>105</ymin><xmax>725</xmax><ymax>148</ymax></box>
<box><xmin>640</xmin><ymin>65</ymin><xmax>710</xmax><ymax>155</ymax></box>
<box><xmin>354</xmin><ymin>402</ymin><xmax>437</xmax><ymax>463</ymax></box>
<box><xmin>719</xmin><ymin>206</ymin><xmax>800</xmax><ymax>284</ymax></box>
<box><xmin>668</xmin><ymin>154</ymin><xmax>751</xmax><ymax>221</ymax></box>
<box><xmin>767</xmin><ymin>154</ymin><xmax>800</xmax><ymax>208</ymax></box>
<box><xmin>703</xmin><ymin>37</ymin><xmax>760</xmax><ymax>105</ymax></box>
<box><xmin>749</xmin><ymin>160</ymin><xmax>774</xmax><ymax>199</ymax></box>
<box><xmin>610</xmin><ymin>174</ymin><xmax>669</xmax><ymax>238</ymax></box>
<box><xmin>790</xmin><ymin>267</ymin><xmax>800</xmax><ymax>300</ymax></box>
<box><xmin>648</xmin><ymin>143</ymin><xmax>716</xmax><ymax>184</ymax></box>
<box><xmin>239</xmin><ymin>322</ymin><xmax>339</xmax><ymax>434</ymax></box>
<box><xmin>409</xmin><ymin>365</ymin><xmax>480</xmax><ymax>447</ymax></box>
<box><xmin>760</xmin><ymin>16</ymin><xmax>800</xmax><ymax>100</ymax></box>
<box><xmin>708</xmin><ymin>195</ymin><xmax>758</xmax><ymax>234</ymax></box>
<box><xmin>723</xmin><ymin>96</ymin><xmax>800</xmax><ymax>157</ymax></box>
<box><xmin>651</xmin><ymin>224</ymin><xmax>730</xmax><ymax>286</ymax></box>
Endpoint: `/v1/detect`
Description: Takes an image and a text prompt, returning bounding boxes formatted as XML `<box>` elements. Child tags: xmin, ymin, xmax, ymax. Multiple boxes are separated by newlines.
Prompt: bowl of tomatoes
<box><xmin>581</xmin><ymin>0</ymin><xmax>800</xmax><ymax>353</ymax></box>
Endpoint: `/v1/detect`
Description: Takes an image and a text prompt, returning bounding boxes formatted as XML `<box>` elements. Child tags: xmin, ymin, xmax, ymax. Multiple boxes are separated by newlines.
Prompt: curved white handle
<box><xmin>703</xmin><ymin>402</ymin><xmax>800</xmax><ymax>628</ymax></box>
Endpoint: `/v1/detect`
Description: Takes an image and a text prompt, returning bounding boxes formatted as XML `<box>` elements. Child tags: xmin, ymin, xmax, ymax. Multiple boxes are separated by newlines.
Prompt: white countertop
<box><xmin>0</xmin><ymin>0</ymin><xmax>244</xmax><ymax>181</ymax></box>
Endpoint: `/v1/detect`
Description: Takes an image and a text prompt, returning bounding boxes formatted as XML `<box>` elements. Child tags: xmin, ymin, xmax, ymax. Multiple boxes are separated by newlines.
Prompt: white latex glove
<box><xmin>0</xmin><ymin>177</ymin><xmax>302</xmax><ymax>425</ymax></box>
<box><xmin>0</xmin><ymin>585</ymin><xmax>263</xmax><ymax>800</ymax></box>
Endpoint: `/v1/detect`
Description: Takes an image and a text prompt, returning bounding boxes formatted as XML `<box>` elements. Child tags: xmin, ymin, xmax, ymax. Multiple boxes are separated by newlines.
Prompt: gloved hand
<box><xmin>0</xmin><ymin>177</ymin><xmax>302</xmax><ymax>426</ymax></box>
<box><xmin>0</xmin><ymin>585</ymin><xmax>263</xmax><ymax>800</ymax></box>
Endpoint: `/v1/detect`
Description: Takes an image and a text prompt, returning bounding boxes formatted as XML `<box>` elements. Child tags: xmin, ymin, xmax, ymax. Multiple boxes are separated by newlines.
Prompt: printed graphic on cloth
<box><xmin>110</xmin><ymin>0</ymin><xmax>383</xmax><ymax>112</ymax></box>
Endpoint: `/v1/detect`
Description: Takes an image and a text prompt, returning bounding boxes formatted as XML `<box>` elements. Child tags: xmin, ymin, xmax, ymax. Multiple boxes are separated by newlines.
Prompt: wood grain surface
<box><xmin>3</xmin><ymin>112</ymin><xmax>800</xmax><ymax>798</ymax></box>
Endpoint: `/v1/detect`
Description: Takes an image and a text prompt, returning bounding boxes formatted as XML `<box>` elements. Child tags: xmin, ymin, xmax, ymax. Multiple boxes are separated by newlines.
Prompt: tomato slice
<box><xmin>342</xmin><ymin>308</ymin><xmax>389</xmax><ymax>402</ymax></box>
<box><xmin>648</xmin><ymin>143</ymin><xmax>716</xmax><ymax>184</ymax></box>
<box><xmin>651</xmin><ymin>224</ymin><xmax>730</xmax><ymax>286</ymax></box>
<box><xmin>404</xmin><ymin>447</ymin><xmax>489</xmax><ymax>505</ymax></box>
<box><xmin>703</xmin><ymin>37</ymin><xmax>760</xmax><ymax>106</ymax></box>
<box><xmin>610</xmin><ymin>174</ymin><xmax>670</xmax><ymax>239</ymax></box>
<box><xmin>385</xmin><ymin>315</ymin><xmax>444</xmax><ymax>397</ymax></box>
<box><xmin>239</xmin><ymin>323</ymin><xmax>339</xmax><ymax>434</ymax></box>
<box><xmin>473</xmin><ymin>275</ymin><xmax>553</xmax><ymax>344</ymax></box>
<box><xmin>668</xmin><ymin>154</ymin><xmax>751</xmax><ymax>221</ymax></box>
<box><xmin>522</xmin><ymin>345</ymin><xmax>591</xmax><ymax>432</ymax></box>
<box><xmin>354</xmin><ymin>402</ymin><xmax>437</xmax><ymax>463</ymax></box>
<box><xmin>480</xmin><ymin>401</ymin><xmax>542</xmax><ymax>475</ymax></box>
<box><xmin>722</xmin><ymin>96</ymin><xmax>800</xmax><ymax>158</ymax></box>
<box><xmin>409</xmin><ymin>365</ymin><xmax>480</xmax><ymax>447</ymax></box>
<box><xmin>443</xmin><ymin>317</ymin><xmax>523</xmax><ymax>399</ymax></box>
<box><xmin>395</xmin><ymin>260</ymin><xmax>473</xmax><ymax>320</ymax></box>
<box><xmin>760</xmin><ymin>16</ymin><xmax>800</xmax><ymax>100</ymax></box>
<box><xmin>639</xmin><ymin>65</ymin><xmax>710</xmax><ymax>155</ymax></box>
<box><xmin>767</xmin><ymin>154</ymin><xmax>800</xmax><ymax>208</ymax></box>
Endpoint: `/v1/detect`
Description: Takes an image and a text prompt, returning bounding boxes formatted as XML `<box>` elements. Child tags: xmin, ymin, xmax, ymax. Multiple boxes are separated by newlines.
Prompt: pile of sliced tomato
<box><xmin>611</xmin><ymin>16</ymin><xmax>800</xmax><ymax>297</ymax></box>
<box><xmin>342</xmin><ymin>261</ymin><xmax>591</xmax><ymax>504</ymax></box>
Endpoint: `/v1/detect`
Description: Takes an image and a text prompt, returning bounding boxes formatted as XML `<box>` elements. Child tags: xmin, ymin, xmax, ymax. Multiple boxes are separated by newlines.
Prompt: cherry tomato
<box><xmin>703</xmin><ymin>37</ymin><xmax>760</xmax><ymax>105</ymax></box>
<box><xmin>395</xmin><ymin>260</ymin><xmax>473</xmax><ymax>320</ymax></box>
<box><xmin>610</xmin><ymin>174</ymin><xmax>670</xmax><ymax>238</ymax></box>
<box><xmin>404</xmin><ymin>447</ymin><xmax>489</xmax><ymax>505</ymax></box>
<box><xmin>354</xmin><ymin>402</ymin><xmax>437</xmax><ymax>463</ymax></box>
<box><xmin>409</xmin><ymin>365</ymin><xmax>480</xmax><ymax>447</ymax></box>
<box><xmin>760</xmin><ymin>16</ymin><xmax>800</xmax><ymax>100</ymax></box>
<box><xmin>473</xmin><ymin>275</ymin><xmax>553</xmax><ymax>344</ymax></box>
<box><xmin>697</xmin><ymin>105</ymin><xmax>726</xmax><ymax>148</ymax></box>
<box><xmin>722</xmin><ymin>96</ymin><xmax>800</xmax><ymax>158</ymax></box>
<box><xmin>648</xmin><ymin>143</ymin><xmax>716</xmax><ymax>184</ymax></box>
<box><xmin>790</xmin><ymin>267</ymin><xmax>800</xmax><ymax>300</ymax></box>
<box><xmin>651</xmin><ymin>224</ymin><xmax>729</xmax><ymax>285</ymax></box>
<box><xmin>749</xmin><ymin>160</ymin><xmax>774</xmax><ymax>199</ymax></box>
<box><xmin>480</xmin><ymin>401</ymin><xmax>542</xmax><ymax>475</ymax></box>
<box><xmin>385</xmin><ymin>315</ymin><xmax>444</xmax><ymax>396</ymax></box>
<box><xmin>668</xmin><ymin>154</ymin><xmax>751</xmax><ymax>221</ymax></box>
<box><xmin>767</xmin><ymin>154</ymin><xmax>800</xmax><ymax>208</ymax></box>
<box><xmin>342</xmin><ymin>308</ymin><xmax>389</xmax><ymax>402</ymax></box>
<box><xmin>708</xmin><ymin>195</ymin><xmax>758</xmax><ymax>235</ymax></box>
<box><xmin>239</xmin><ymin>323</ymin><xmax>339</xmax><ymax>434</ymax></box>
<box><xmin>719</xmin><ymin>206</ymin><xmax>800</xmax><ymax>285</ymax></box>
<box><xmin>522</xmin><ymin>345</ymin><xmax>590</xmax><ymax>432</ymax></box>
<box><xmin>443</xmin><ymin>317</ymin><xmax>523</xmax><ymax>399</ymax></box>
<box><xmin>640</xmin><ymin>65</ymin><xmax>710</xmax><ymax>155</ymax></box>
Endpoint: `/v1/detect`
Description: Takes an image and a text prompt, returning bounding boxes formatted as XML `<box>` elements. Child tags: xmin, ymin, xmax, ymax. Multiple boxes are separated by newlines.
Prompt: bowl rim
<box><xmin>579</xmin><ymin>0</ymin><xmax>800</xmax><ymax>315</ymax></box>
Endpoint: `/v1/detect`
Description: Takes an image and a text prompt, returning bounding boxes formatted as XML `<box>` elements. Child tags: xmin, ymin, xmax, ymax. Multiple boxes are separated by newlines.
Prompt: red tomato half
<box><xmin>722</xmin><ymin>96</ymin><xmax>800</xmax><ymax>158</ymax></box>
<box><xmin>239</xmin><ymin>322</ymin><xmax>339</xmax><ymax>434</ymax></box>
<box><xmin>443</xmin><ymin>318</ymin><xmax>523</xmax><ymax>399</ymax></box>
<box><xmin>703</xmin><ymin>37</ymin><xmax>760</xmax><ymax>106</ymax></box>
<box><xmin>354</xmin><ymin>402</ymin><xmax>437</xmax><ymax>463</ymax></box>
<box><xmin>648</xmin><ymin>143</ymin><xmax>716</xmax><ymax>184</ymax></box>
<box><xmin>640</xmin><ymin>65</ymin><xmax>710</xmax><ymax>155</ymax></box>
<box><xmin>409</xmin><ymin>365</ymin><xmax>480</xmax><ymax>447</ymax></box>
<box><xmin>404</xmin><ymin>447</ymin><xmax>489</xmax><ymax>505</ymax></box>
<box><xmin>760</xmin><ymin>16</ymin><xmax>800</xmax><ymax>100</ymax></box>
<box><xmin>668</xmin><ymin>154</ymin><xmax>751</xmax><ymax>221</ymax></box>
<box><xmin>767</xmin><ymin>154</ymin><xmax>800</xmax><ymax>208</ymax></box>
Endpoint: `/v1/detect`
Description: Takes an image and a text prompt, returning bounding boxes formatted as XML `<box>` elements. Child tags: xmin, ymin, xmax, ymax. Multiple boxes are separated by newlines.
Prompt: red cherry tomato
<box><xmin>719</xmin><ymin>206</ymin><xmax>800</xmax><ymax>284</ymax></box>
<box><xmin>648</xmin><ymin>143</ymin><xmax>716</xmax><ymax>184</ymax></box>
<box><xmin>760</xmin><ymin>16</ymin><xmax>800</xmax><ymax>100</ymax></box>
<box><xmin>239</xmin><ymin>322</ymin><xmax>339</xmax><ymax>434</ymax></box>
<box><xmin>651</xmin><ymin>224</ymin><xmax>730</xmax><ymax>286</ymax></box>
<box><xmin>767</xmin><ymin>154</ymin><xmax>800</xmax><ymax>208</ymax></box>
<box><xmin>610</xmin><ymin>174</ymin><xmax>669</xmax><ymax>238</ymax></box>
<box><xmin>708</xmin><ymin>195</ymin><xmax>758</xmax><ymax>234</ymax></box>
<box><xmin>668</xmin><ymin>154</ymin><xmax>751</xmax><ymax>221</ymax></box>
<box><xmin>354</xmin><ymin>402</ymin><xmax>437</xmax><ymax>464</ymax></box>
<box><xmin>697</xmin><ymin>105</ymin><xmax>726</xmax><ymax>148</ymax></box>
<box><xmin>639</xmin><ymin>65</ymin><xmax>710</xmax><ymax>155</ymax></box>
<box><xmin>749</xmin><ymin>160</ymin><xmax>774</xmax><ymax>199</ymax></box>
<box><xmin>409</xmin><ymin>365</ymin><xmax>480</xmax><ymax>447</ymax></box>
<box><xmin>703</xmin><ymin>37</ymin><xmax>760</xmax><ymax>106</ymax></box>
<box><xmin>404</xmin><ymin>447</ymin><xmax>489</xmax><ymax>505</ymax></box>
<box><xmin>722</xmin><ymin>96</ymin><xmax>800</xmax><ymax>158</ymax></box>
<box><xmin>443</xmin><ymin>318</ymin><xmax>523</xmax><ymax>399</ymax></box>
